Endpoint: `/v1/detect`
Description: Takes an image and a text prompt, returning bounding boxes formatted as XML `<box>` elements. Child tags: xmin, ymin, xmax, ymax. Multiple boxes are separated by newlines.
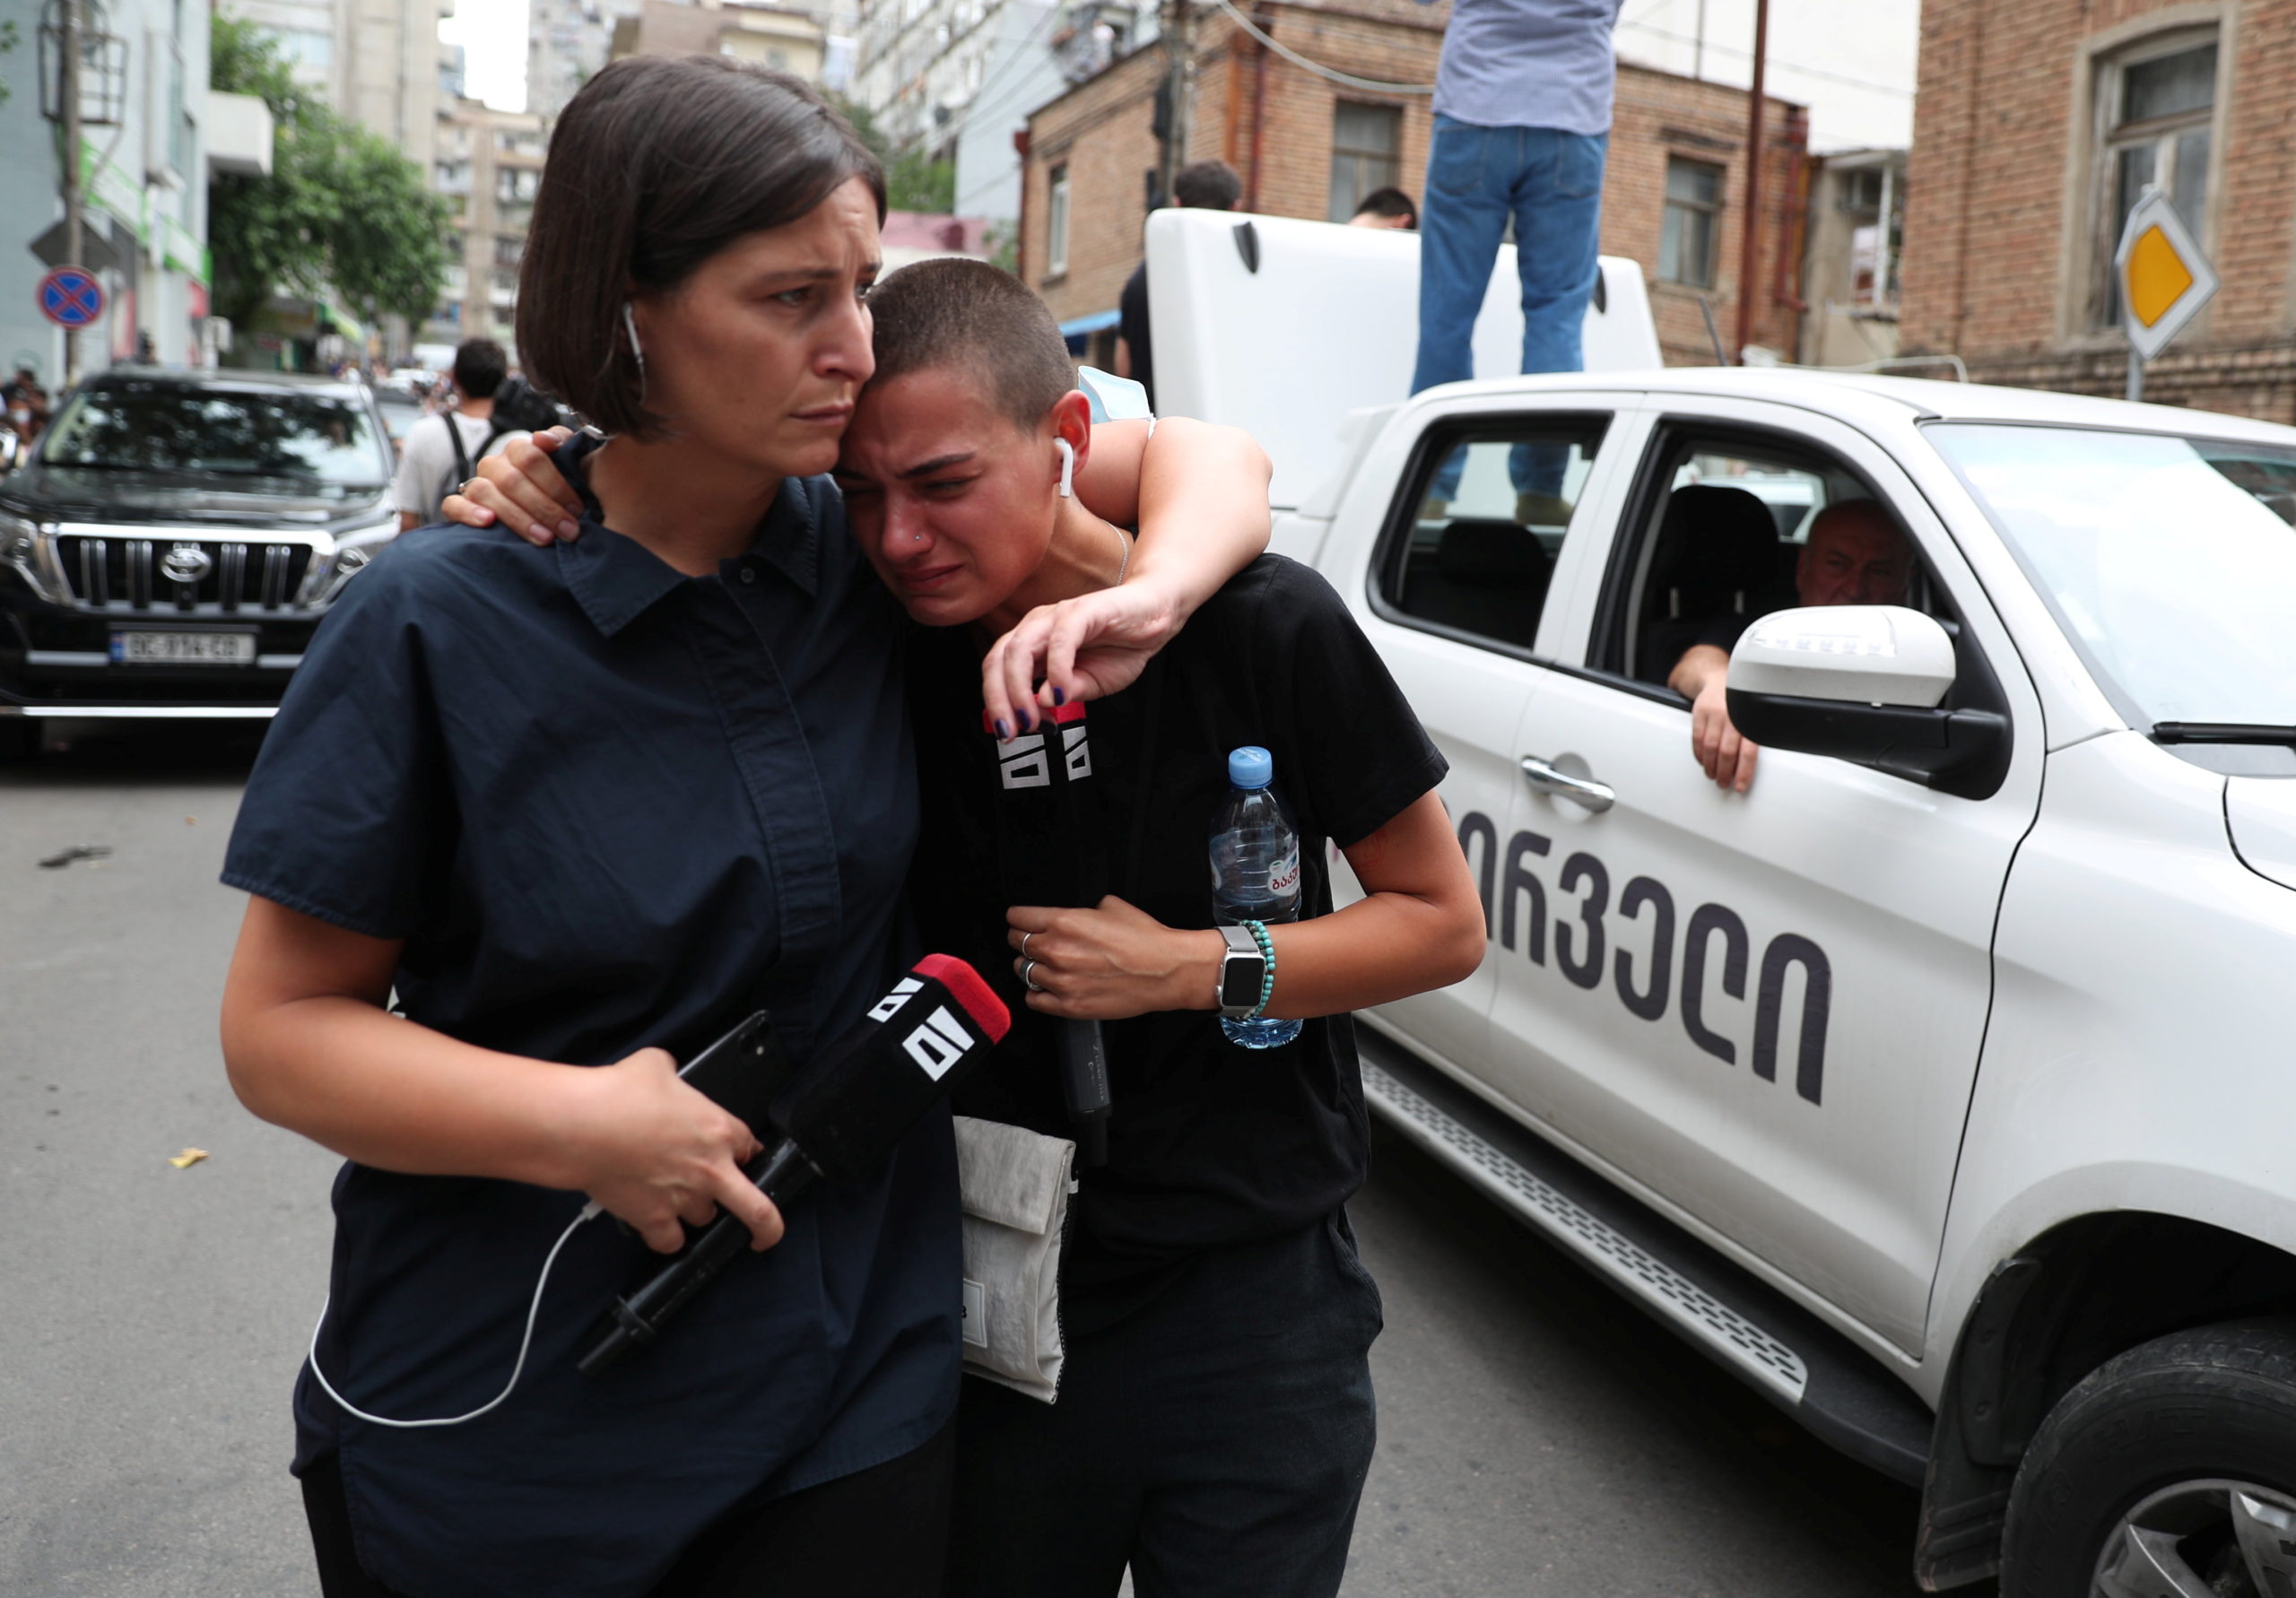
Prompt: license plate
<box><xmin>109</xmin><ymin>630</ymin><xmax>257</xmax><ymax>666</ymax></box>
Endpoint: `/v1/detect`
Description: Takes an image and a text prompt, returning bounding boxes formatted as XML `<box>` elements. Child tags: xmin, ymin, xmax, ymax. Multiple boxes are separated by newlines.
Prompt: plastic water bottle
<box><xmin>1211</xmin><ymin>746</ymin><xmax>1304</xmax><ymax>1049</ymax></box>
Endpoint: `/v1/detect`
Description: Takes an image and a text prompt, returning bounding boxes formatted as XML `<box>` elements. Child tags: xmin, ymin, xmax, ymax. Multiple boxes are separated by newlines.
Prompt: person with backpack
<box><xmin>392</xmin><ymin>339</ymin><xmax>542</xmax><ymax>530</ymax></box>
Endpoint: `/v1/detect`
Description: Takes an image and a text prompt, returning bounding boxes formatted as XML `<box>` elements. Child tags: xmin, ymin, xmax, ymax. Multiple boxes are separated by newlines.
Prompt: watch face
<box><xmin>1220</xmin><ymin>956</ymin><xmax>1264</xmax><ymax>1009</ymax></box>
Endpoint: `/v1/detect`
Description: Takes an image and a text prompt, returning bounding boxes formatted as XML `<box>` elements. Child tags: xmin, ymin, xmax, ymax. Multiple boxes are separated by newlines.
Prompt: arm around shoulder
<box><xmin>981</xmin><ymin>416</ymin><xmax>1272</xmax><ymax>728</ymax></box>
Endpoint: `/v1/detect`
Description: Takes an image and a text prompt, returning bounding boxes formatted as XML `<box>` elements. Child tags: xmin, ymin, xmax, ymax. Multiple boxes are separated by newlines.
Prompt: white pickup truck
<box><xmin>1146</xmin><ymin>208</ymin><xmax>2296</xmax><ymax>1597</ymax></box>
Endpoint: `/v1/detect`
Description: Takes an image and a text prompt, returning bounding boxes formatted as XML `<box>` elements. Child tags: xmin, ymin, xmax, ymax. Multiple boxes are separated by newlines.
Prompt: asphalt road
<box><xmin>0</xmin><ymin>725</ymin><xmax>1981</xmax><ymax>1597</ymax></box>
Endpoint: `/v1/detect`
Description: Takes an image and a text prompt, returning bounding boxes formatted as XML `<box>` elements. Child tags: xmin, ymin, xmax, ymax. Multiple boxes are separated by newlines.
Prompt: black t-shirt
<box><xmin>909</xmin><ymin>557</ymin><xmax>1446</xmax><ymax>1324</ymax></box>
<box><xmin>1696</xmin><ymin>608</ymin><xmax>1765</xmax><ymax>654</ymax></box>
<box><xmin>1118</xmin><ymin>262</ymin><xmax>1154</xmax><ymax>409</ymax></box>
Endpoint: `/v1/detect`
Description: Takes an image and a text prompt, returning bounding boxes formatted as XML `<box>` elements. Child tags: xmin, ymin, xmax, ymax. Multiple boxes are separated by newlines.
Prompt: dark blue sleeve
<box><xmin>221</xmin><ymin>556</ymin><xmax>450</xmax><ymax>940</ymax></box>
<box><xmin>1694</xmin><ymin>611</ymin><xmax>1756</xmax><ymax>654</ymax></box>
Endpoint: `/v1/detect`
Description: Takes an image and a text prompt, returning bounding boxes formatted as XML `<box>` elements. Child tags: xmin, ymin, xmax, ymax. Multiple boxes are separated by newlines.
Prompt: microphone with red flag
<box><xmin>579</xmin><ymin>954</ymin><xmax>1010</xmax><ymax>1375</ymax></box>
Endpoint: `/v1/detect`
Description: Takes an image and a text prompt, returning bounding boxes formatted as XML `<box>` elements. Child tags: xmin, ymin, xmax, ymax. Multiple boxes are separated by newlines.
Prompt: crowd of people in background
<box><xmin>4</xmin><ymin>365</ymin><xmax>51</xmax><ymax>454</ymax></box>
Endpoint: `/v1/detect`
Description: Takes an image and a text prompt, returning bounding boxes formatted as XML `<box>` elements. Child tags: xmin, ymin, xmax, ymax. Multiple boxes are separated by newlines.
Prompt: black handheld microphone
<box><xmin>578</xmin><ymin>955</ymin><xmax>1011</xmax><ymax>1375</ymax></box>
<box><xmin>989</xmin><ymin>699</ymin><xmax>1112</xmax><ymax>1167</ymax></box>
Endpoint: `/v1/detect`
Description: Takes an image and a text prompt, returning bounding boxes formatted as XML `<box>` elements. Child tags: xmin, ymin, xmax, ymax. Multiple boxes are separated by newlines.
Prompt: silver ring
<box><xmin>1022</xmin><ymin>959</ymin><xmax>1044</xmax><ymax>992</ymax></box>
<box><xmin>1020</xmin><ymin>933</ymin><xmax>1036</xmax><ymax>961</ymax></box>
<box><xmin>461</xmin><ymin>478</ymin><xmax>480</xmax><ymax>495</ymax></box>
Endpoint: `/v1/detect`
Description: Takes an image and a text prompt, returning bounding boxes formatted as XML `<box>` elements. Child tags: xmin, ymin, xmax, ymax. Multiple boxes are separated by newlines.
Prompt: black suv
<box><xmin>0</xmin><ymin>367</ymin><xmax>398</xmax><ymax>756</ymax></box>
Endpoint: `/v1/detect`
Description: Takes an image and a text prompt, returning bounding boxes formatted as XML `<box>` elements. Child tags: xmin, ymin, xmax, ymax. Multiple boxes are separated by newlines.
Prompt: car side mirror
<box><xmin>1725</xmin><ymin>605</ymin><xmax>2009</xmax><ymax>800</ymax></box>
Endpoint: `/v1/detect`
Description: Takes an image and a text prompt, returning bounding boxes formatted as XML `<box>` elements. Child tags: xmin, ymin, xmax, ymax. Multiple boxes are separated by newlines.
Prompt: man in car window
<box><xmin>1668</xmin><ymin>499</ymin><xmax>1912</xmax><ymax>794</ymax></box>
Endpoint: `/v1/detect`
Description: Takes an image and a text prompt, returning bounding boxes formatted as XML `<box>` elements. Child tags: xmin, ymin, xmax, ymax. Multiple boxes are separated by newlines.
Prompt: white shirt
<box><xmin>392</xmin><ymin>411</ymin><xmax>531</xmax><ymax>523</ymax></box>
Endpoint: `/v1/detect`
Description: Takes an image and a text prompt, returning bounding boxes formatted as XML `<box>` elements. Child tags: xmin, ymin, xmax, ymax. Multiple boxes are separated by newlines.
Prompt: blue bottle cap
<box><xmin>1227</xmin><ymin>746</ymin><xmax>1273</xmax><ymax>788</ymax></box>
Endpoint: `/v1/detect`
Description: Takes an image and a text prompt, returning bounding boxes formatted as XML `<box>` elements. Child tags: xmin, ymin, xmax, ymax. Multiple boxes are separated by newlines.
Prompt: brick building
<box><xmin>1016</xmin><ymin>2</ymin><xmax>1805</xmax><ymax>371</ymax></box>
<box><xmin>1900</xmin><ymin>0</ymin><xmax>2296</xmax><ymax>419</ymax></box>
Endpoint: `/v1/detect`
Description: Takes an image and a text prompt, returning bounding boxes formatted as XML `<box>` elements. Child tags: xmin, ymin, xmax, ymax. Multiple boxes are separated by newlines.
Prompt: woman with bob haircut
<box><xmin>217</xmin><ymin>56</ymin><xmax>1270</xmax><ymax>1598</ymax></box>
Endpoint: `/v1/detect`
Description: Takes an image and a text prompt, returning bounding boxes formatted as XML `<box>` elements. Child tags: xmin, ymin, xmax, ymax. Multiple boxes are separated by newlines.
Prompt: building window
<box><xmin>1327</xmin><ymin>103</ymin><xmax>1401</xmax><ymax>222</ymax></box>
<box><xmin>2092</xmin><ymin>34</ymin><xmax>2218</xmax><ymax>327</ymax></box>
<box><xmin>1659</xmin><ymin>157</ymin><xmax>1722</xmax><ymax>288</ymax></box>
<box><xmin>1047</xmin><ymin>163</ymin><xmax>1070</xmax><ymax>278</ymax></box>
<box><xmin>268</xmin><ymin>27</ymin><xmax>333</xmax><ymax>72</ymax></box>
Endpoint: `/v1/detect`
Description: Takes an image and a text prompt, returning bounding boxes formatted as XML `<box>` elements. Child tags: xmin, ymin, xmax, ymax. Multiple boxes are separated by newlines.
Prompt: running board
<box><xmin>1361</xmin><ymin>1035</ymin><xmax>1934</xmax><ymax>1486</ymax></box>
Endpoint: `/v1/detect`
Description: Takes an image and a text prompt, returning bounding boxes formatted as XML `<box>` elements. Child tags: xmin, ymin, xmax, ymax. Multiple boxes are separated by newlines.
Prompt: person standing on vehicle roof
<box><xmin>392</xmin><ymin>339</ymin><xmax>530</xmax><ymax>530</ymax></box>
<box><xmin>1669</xmin><ymin>499</ymin><xmax>1913</xmax><ymax>793</ymax></box>
<box><xmin>1411</xmin><ymin>0</ymin><xmax>1623</xmax><ymax>499</ymax></box>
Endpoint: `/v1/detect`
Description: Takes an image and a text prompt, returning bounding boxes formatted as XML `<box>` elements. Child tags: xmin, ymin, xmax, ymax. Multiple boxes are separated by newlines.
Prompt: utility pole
<box><xmin>59</xmin><ymin>0</ymin><xmax>84</xmax><ymax>383</ymax></box>
<box><xmin>1159</xmin><ymin>0</ymin><xmax>1196</xmax><ymax>206</ymax></box>
<box><xmin>1731</xmin><ymin>0</ymin><xmax>1769</xmax><ymax>364</ymax></box>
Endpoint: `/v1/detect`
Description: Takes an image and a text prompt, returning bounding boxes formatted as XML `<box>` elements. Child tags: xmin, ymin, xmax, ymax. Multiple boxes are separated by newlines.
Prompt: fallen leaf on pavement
<box><xmin>169</xmin><ymin>1148</ymin><xmax>209</xmax><ymax>1168</ymax></box>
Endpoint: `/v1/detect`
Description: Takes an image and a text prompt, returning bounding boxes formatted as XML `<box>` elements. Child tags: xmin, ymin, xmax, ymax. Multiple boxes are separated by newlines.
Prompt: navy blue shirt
<box><xmin>223</xmin><ymin>439</ymin><xmax>958</xmax><ymax>1598</ymax></box>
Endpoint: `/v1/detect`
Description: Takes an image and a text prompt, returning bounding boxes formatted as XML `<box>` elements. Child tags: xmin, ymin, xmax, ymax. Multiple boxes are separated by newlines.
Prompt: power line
<box><xmin>877</xmin><ymin>0</ymin><xmax>1067</xmax><ymax>158</ymax></box>
<box><xmin>1213</xmin><ymin>0</ymin><xmax>1433</xmax><ymax>94</ymax></box>
<box><xmin>1617</xmin><ymin>20</ymin><xmax>1916</xmax><ymax>97</ymax></box>
<box><xmin>1619</xmin><ymin>0</ymin><xmax>1682</xmax><ymax>25</ymax></box>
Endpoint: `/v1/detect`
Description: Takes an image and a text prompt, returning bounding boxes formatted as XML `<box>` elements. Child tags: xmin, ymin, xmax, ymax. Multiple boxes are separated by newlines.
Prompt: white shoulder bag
<box><xmin>953</xmin><ymin>1115</ymin><xmax>1077</xmax><ymax>1404</ymax></box>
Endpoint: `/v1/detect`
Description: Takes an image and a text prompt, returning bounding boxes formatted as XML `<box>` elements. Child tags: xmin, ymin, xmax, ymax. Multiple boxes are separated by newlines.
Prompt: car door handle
<box><xmin>1519</xmin><ymin>755</ymin><xmax>1615</xmax><ymax>812</ymax></box>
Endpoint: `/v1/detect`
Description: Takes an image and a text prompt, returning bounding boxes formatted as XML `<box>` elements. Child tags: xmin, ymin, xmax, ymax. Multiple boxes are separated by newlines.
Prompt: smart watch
<box><xmin>1218</xmin><ymin>925</ymin><xmax>1267</xmax><ymax>1020</ymax></box>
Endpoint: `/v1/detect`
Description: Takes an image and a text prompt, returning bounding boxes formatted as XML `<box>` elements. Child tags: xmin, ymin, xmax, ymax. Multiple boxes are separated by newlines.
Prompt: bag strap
<box><xmin>442</xmin><ymin>412</ymin><xmax>473</xmax><ymax>512</ymax></box>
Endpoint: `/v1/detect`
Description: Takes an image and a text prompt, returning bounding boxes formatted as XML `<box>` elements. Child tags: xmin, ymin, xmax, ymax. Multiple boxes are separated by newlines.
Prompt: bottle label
<box><xmin>1268</xmin><ymin>847</ymin><xmax>1300</xmax><ymax>898</ymax></box>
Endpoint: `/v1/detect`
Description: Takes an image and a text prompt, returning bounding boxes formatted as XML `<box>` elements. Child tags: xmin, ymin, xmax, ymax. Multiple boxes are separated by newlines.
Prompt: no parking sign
<box><xmin>38</xmin><ymin>267</ymin><xmax>105</xmax><ymax>329</ymax></box>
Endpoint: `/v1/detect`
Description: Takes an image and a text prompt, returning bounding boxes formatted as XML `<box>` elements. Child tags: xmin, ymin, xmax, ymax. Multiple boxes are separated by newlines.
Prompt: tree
<box><xmin>831</xmin><ymin>92</ymin><xmax>958</xmax><ymax>215</ymax></box>
<box><xmin>207</xmin><ymin>15</ymin><xmax>451</xmax><ymax>332</ymax></box>
<box><xmin>886</xmin><ymin>148</ymin><xmax>957</xmax><ymax>214</ymax></box>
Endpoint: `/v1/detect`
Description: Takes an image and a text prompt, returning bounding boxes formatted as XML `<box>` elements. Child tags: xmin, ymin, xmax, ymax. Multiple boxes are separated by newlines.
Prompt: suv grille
<box><xmin>53</xmin><ymin>536</ymin><xmax>315</xmax><ymax>614</ymax></box>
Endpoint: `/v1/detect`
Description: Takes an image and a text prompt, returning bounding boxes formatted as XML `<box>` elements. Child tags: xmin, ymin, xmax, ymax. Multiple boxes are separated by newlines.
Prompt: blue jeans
<box><xmin>1413</xmin><ymin>117</ymin><xmax>1607</xmax><ymax>497</ymax></box>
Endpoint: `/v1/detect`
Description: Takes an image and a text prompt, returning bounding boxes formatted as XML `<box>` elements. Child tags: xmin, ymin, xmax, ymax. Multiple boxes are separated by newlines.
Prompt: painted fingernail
<box><xmin>1050</xmin><ymin>685</ymin><xmax>1066</xmax><ymax>706</ymax></box>
<box><xmin>994</xmin><ymin>719</ymin><xmax>1010</xmax><ymax>740</ymax></box>
<box><xmin>1016</xmin><ymin>712</ymin><xmax>1033</xmax><ymax>733</ymax></box>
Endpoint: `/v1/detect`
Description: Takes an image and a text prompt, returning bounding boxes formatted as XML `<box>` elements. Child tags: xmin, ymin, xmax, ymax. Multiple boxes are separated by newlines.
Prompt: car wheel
<box><xmin>2002</xmin><ymin>1319</ymin><xmax>2296</xmax><ymax>1598</ymax></box>
<box><xmin>0</xmin><ymin>717</ymin><xmax>37</xmax><ymax>761</ymax></box>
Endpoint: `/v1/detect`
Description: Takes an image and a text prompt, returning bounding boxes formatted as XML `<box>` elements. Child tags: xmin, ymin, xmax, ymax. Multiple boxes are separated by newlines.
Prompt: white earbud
<box><xmin>621</xmin><ymin>302</ymin><xmax>647</xmax><ymax>397</ymax></box>
<box><xmin>1055</xmin><ymin>438</ymin><xmax>1076</xmax><ymax>499</ymax></box>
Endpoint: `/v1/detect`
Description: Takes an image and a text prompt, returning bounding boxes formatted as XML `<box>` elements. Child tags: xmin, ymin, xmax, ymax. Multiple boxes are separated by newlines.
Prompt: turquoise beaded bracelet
<box><xmin>1240</xmin><ymin>918</ymin><xmax>1276</xmax><ymax>1020</ymax></box>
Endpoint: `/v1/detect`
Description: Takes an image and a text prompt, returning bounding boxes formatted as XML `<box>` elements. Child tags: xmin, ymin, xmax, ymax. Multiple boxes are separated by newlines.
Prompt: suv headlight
<box><xmin>305</xmin><ymin>519</ymin><xmax>398</xmax><ymax>607</ymax></box>
<box><xmin>0</xmin><ymin>509</ymin><xmax>65</xmax><ymax>603</ymax></box>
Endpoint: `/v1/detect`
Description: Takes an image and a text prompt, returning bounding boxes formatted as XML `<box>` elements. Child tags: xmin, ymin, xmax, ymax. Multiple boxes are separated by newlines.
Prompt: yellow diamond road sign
<box><xmin>2115</xmin><ymin>188</ymin><xmax>2218</xmax><ymax>361</ymax></box>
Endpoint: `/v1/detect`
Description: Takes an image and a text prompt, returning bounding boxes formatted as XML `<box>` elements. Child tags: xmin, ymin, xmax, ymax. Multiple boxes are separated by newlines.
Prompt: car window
<box><xmin>1672</xmin><ymin>450</ymin><xmax>1829</xmax><ymax>543</ymax></box>
<box><xmin>376</xmin><ymin>395</ymin><xmax>423</xmax><ymax>444</ymax></box>
<box><xmin>1929</xmin><ymin>422</ymin><xmax>2296</xmax><ymax>729</ymax></box>
<box><xmin>1605</xmin><ymin>430</ymin><xmax>1925</xmax><ymax>689</ymax></box>
<box><xmin>1378</xmin><ymin>416</ymin><xmax>1608</xmax><ymax>654</ymax></box>
<box><xmin>39</xmin><ymin>382</ymin><xmax>392</xmax><ymax>487</ymax></box>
